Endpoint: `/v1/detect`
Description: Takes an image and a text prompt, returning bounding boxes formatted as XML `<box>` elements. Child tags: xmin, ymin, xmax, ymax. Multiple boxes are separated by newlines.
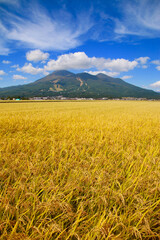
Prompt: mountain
<box><xmin>0</xmin><ymin>70</ymin><xmax>159</xmax><ymax>99</ymax></box>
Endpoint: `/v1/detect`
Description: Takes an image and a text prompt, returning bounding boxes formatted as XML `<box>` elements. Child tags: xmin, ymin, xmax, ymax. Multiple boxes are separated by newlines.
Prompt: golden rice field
<box><xmin>0</xmin><ymin>100</ymin><xmax>160</xmax><ymax>240</ymax></box>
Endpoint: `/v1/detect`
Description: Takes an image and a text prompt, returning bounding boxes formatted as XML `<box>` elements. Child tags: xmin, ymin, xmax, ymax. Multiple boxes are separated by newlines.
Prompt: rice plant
<box><xmin>0</xmin><ymin>101</ymin><xmax>160</xmax><ymax>239</ymax></box>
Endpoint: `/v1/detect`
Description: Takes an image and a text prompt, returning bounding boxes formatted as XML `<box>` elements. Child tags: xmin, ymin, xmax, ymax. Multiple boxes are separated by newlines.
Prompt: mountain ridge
<box><xmin>0</xmin><ymin>70</ymin><xmax>159</xmax><ymax>99</ymax></box>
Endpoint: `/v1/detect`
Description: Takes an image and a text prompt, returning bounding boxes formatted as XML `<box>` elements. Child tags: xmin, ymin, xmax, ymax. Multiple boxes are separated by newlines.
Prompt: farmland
<box><xmin>0</xmin><ymin>101</ymin><xmax>160</xmax><ymax>239</ymax></box>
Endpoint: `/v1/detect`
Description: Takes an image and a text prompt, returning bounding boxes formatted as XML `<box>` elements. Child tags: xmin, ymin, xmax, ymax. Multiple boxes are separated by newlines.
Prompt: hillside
<box><xmin>0</xmin><ymin>70</ymin><xmax>159</xmax><ymax>99</ymax></box>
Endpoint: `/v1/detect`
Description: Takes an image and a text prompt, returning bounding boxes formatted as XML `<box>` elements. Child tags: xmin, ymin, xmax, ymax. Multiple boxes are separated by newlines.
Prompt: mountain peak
<box><xmin>76</xmin><ymin>72</ymin><xmax>97</xmax><ymax>80</ymax></box>
<box><xmin>52</xmin><ymin>70</ymin><xmax>74</xmax><ymax>76</ymax></box>
<box><xmin>0</xmin><ymin>70</ymin><xmax>159</xmax><ymax>99</ymax></box>
<box><xmin>97</xmin><ymin>73</ymin><xmax>113</xmax><ymax>79</ymax></box>
<box><xmin>97</xmin><ymin>73</ymin><xmax>108</xmax><ymax>77</ymax></box>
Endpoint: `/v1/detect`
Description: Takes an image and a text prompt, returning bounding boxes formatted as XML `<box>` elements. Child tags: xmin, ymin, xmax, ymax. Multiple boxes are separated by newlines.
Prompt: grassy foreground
<box><xmin>0</xmin><ymin>101</ymin><xmax>160</xmax><ymax>239</ymax></box>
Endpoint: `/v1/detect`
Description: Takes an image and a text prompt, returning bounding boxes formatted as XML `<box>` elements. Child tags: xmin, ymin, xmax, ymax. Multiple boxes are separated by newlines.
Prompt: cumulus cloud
<box><xmin>135</xmin><ymin>57</ymin><xmax>150</xmax><ymax>69</ymax></box>
<box><xmin>86</xmin><ymin>71</ymin><xmax>119</xmax><ymax>77</ymax></box>
<box><xmin>121</xmin><ymin>75</ymin><xmax>133</xmax><ymax>80</ymax></box>
<box><xmin>26</xmin><ymin>49</ymin><xmax>49</xmax><ymax>62</ymax></box>
<box><xmin>136</xmin><ymin>57</ymin><xmax>150</xmax><ymax>65</ymax></box>
<box><xmin>151</xmin><ymin>60</ymin><xmax>160</xmax><ymax>71</ymax></box>
<box><xmin>17</xmin><ymin>63</ymin><xmax>43</xmax><ymax>75</ymax></box>
<box><xmin>156</xmin><ymin>66</ymin><xmax>160</xmax><ymax>71</ymax></box>
<box><xmin>44</xmin><ymin>52</ymin><xmax>138</xmax><ymax>72</ymax></box>
<box><xmin>142</xmin><ymin>65</ymin><xmax>148</xmax><ymax>69</ymax></box>
<box><xmin>11</xmin><ymin>64</ymin><xmax>19</xmax><ymax>68</ymax></box>
<box><xmin>101</xmin><ymin>58</ymin><xmax>138</xmax><ymax>72</ymax></box>
<box><xmin>15</xmin><ymin>52</ymin><xmax>139</xmax><ymax>76</ymax></box>
<box><xmin>13</xmin><ymin>52</ymin><xmax>144</xmax><ymax>77</ymax></box>
<box><xmin>13</xmin><ymin>74</ymin><xmax>27</xmax><ymax>80</ymax></box>
<box><xmin>2</xmin><ymin>60</ymin><xmax>11</xmax><ymax>64</ymax></box>
<box><xmin>0</xmin><ymin>70</ymin><xmax>5</xmax><ymax>75</ymax></box>
<box><xmin>45</xmin><ymin>52</ymin><xmax>92</xmax><ymax>71</ymax></box>
<box><xmin>150</xmin><ymin>81</ymin><xmax>160</xmax><ymax>88</ymax></box>
<box><xmin>152</xmin><ymin>60</ymin><xmax>160</xmax><ymax>65</ymax></box>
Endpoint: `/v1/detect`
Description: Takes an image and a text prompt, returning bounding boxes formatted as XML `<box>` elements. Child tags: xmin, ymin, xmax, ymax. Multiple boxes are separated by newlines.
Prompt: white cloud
<box><xmin>86</xmin><ymin>71</ymin><xmax>119</xmax><ymax>77</ymax></box>
<box><xmin>150</xmin><ymin>81</ymin><xmax>160</xmax><ymax>88</ymax></box>
<box><xmin>15</xmin><ymin>52</ymin><xmax>138</xmax><ymax>77</ymax></box>
<box><xmin>0</xmin><ymin>70</ymin><xmax>5</xmax><ymax>75</ymax></box>
<box><xmin>152</xmin><ymin>60</ymin><xmax>160</xmax><ymax>65</ymax></box>
<box><xmin>17</xmin><ymin>63</ymin><xmax>43</xmax><ymax>75</ymax></box>
<box><xmin>26</xmin><ymin>49</ymin><xmax>49</xmax><ymax>62</ymax></box>
<box><xmin>0</xmin><ymin>77</ymin><xmax>2</xmax><ymax>80</ymax></box>
<box><xmin>0</xmin><ymin>0</ymin><xmax>160</xmax><ymax>55</ymax></box>
<box><xmin>156</xmin><ymin>66</ymin><xmax>160</xmax><ymax>71</ymax></box>
<box><xmin>100</xmin><ymin>58</ymin><xmax>138</xmax><ymax>72</ymax></box>
<box><xmin>0</xmin><ymin>4</ymin><xmax>93</xmax><ymax>52</ymax></box>
<box><xmin>121</xmin><ymin>75</ymin><xmax>133</xmax><ymax>80</ymax></box>
<box><xmin>0</xmin><ymin>38</ymin><xmax>10</xmax><ymax>55</ymax></box>
<box><xmin>115</xmin><ymin>0</ymin><xmax>160</xmax><ymax>38</ymax></box>
<box><xmin>44</xmin><ymin>52</ymin><xmax>138</xmax><ymax>72</ymax></box>
<box><xmin>41</xmin><ymin>60</ymin><xmax>47</xmax><ymax>64</ymax></box>
<box><xmin>43</xmin><ymin>71</ymin><xmax>50</xmax><ymax>76</ymax></box>
<box><xmin>0</xmin><ymin>18</ymin><xmax>11</xmax><ymax>55</ymax></box>
<box><xmin>151</xmin><ymin>60</ymin><xmax>160</xmax><ymax>71</ymax></box>
<box><xmin>2</xmin><ymin>60</ymin><xmax>11</xmax><ymax>64</ymax></box>
<box><xmin>0</xmin><ymin>0</ymin><xmax>20</xmax><ymax>6</ymax></box>
<box><xmin>11</xmin><ymin>64</ymin><xmax>19</xmax><ymax>68</ymax></box>
<box><xmin>45</xmin><ymin>52</ymin><xmax>92</xmax><ymax>71</ymax></box>
<box><xmin>142</xmin><ymin>65</ymin><xmax>148</xmax><ymax>69</ymax></box>
<box><xmin>136</xmin><ymin>57</ymin><xmax>150</xmax><ymax>65</ymax></box>
<box><xmin>13</xmin><ymin>74</ymin><xmax>27</xmax><ymax>80</ymax></box>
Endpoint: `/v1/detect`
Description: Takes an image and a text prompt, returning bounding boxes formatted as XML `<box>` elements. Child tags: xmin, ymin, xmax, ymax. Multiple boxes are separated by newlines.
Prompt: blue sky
<box><xmin>0</xmin><ymin>0</ymin><xmax>160</xmax><ymax>90</ymax></box>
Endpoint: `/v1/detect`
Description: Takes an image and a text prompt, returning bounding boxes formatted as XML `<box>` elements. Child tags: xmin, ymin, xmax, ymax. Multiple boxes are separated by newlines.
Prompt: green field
<box><xmin>0</xmin><ymin>101</ymin><xmax>160</xmax><ymax>239</ymax></box>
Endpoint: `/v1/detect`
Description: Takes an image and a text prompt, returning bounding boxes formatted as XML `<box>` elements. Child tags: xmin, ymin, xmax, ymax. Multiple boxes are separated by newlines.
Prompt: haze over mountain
<box><xmin>0</xmin><ymin>70</ymin><xmax>159</xmax><ymax>99</ymax></box>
